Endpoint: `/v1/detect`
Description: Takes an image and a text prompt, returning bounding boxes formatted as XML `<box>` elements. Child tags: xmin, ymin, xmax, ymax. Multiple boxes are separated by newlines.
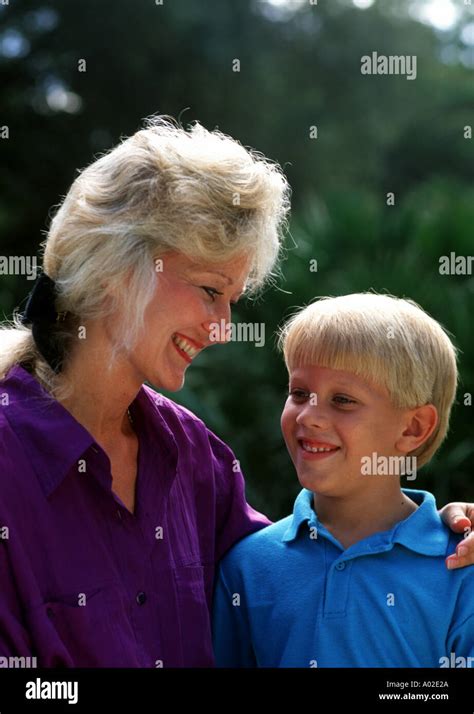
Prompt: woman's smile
<box><xmin>171</xmin><ymin>333</ymin><xmax>205</xmax><ymax>362</ymax></box>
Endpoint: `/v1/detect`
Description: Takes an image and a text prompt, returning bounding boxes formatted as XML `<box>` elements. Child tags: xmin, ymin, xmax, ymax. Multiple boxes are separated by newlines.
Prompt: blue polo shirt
<box><xmin>212</xmin><ymin>489</ymin><xmax>474</xmax><ymax>667</ymax></box>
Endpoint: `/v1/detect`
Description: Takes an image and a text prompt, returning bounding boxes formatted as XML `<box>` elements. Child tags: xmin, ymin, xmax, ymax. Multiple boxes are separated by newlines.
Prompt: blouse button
<box><xmin>335</xmin><ymin>562</ymin><xmax>346</xmax><ymax>571</ymax></box>
<box><xmin>136</xmin><ymin>591</ymin><xmax>147</xmax><ymax>605</ymax></box>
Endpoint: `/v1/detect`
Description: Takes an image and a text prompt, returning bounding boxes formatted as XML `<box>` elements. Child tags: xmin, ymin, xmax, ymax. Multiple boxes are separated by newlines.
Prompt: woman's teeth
<box><xmin>172</xmin><ymin>335</ymin><xmax>199</xmax><ymax>359</ymax></box>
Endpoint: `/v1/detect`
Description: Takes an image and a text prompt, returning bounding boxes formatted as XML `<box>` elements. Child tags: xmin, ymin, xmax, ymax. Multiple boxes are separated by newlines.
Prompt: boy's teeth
<box><xmin>301</xmin><ymin>442</ymin><xmax>337</xmax><ymax>453</ymax></box>
<box><xmin>172</xmin><ymin>335</ymin><xmax>198</xmax><ymax>358</ymax></box>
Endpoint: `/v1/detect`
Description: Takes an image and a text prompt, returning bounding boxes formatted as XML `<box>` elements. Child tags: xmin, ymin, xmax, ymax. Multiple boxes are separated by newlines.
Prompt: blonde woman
<box><xmin>0</xmin><ymin>117</ymin><xmax>472</xmax><ymax>668</ymax></box>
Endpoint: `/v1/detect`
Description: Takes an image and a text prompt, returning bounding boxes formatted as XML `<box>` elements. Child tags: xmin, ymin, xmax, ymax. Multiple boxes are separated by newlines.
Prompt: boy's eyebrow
<box><xmin>289</xmin><ymin>376</ymin><xmax>372</xmax><ymax>393</ymax></box>
<box><xmin>332</xmin><ymin>379</ymin><xmax>368</xmax><ymax>391</ymax></box>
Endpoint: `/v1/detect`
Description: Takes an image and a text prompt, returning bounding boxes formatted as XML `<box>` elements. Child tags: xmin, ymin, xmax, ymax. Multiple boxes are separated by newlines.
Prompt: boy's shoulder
<box><xmin>400</xmin><ymin>489</ymin><xmax>466</xmax><ymax>555</ymax></box>
<box><xmin>221</xmin><ymin>514</ymin><xmax>295</xmax><ymax>570</ymax></box>
<box><xmin>219</xmin><ymin>488</ymin><xmax>312</xmax><ymax>574</ymax></box>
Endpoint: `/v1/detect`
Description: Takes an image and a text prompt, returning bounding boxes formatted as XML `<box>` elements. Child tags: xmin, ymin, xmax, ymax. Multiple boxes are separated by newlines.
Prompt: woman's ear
<box><xmin>395</xmin><ymin>404</ymin><xmax>438</xmax><ymax>454</ymax></box>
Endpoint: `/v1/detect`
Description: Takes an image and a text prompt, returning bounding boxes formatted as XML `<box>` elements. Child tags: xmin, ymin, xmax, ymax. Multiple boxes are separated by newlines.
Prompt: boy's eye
<box><xmin>333</xmin><ymin>395</ymin><xmax>357</xmax><ymax>406</ymax></box>
<box><xmin>201</xmin><ymin>286</ymin><xmax>224</xmax><ymax>301</ymax></box>
<box><xmin>288</xmin><ymin>388</ymin><xmax>310</xmax><ymax>402</ymax></box>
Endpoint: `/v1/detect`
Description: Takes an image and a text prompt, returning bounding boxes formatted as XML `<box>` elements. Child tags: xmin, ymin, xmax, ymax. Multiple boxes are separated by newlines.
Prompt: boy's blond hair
<box><xmin>278</xmin><ymin>293</ymin><xmax>458</xmax><ymax>467</ymax></box>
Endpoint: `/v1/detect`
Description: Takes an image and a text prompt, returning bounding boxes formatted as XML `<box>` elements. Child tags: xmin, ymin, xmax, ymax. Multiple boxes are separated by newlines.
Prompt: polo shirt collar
<box><xmin>282</xmin><ymin>489</ymin><xmax>317</xmax><ymax>542</ymax></box>
<box><xmin>282</xmin><ymin>487</ymin><xmax>449</xmax><ymax>557</ymax></box>
<box><xmin>392</xmin><ymin>489</ymin><xmax>449</xmax><ymax>556</ymax></box>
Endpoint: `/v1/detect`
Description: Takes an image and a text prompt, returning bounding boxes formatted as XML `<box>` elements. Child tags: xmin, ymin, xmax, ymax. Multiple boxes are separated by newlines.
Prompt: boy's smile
<box><xmin>281</xmin><ymin>364</ymin><xmax>416</xmax><ymax>498</ymax></box>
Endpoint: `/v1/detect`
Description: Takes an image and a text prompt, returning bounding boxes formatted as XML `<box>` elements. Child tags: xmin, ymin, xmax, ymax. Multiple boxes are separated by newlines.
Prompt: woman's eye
<box><xmin>201</xmin><ymin>286</ymin><xmax>224</xmax><ymax>301</ymax></box>
<box><xmin>333</xmin><ymin>395</ymin><xmax>357</xmax><ymax>406</ymax></box>
<box><xmin>288</xmin><ymin>389</ymin><xmax>310</xmax><ymax>402</ymax></box>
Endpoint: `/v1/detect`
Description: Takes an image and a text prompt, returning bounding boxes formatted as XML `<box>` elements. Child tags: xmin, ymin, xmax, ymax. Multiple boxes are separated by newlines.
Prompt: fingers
<box><xmin>446</xmin><ymin>529</ymin><xmax>474</xmax><ymax>570</ymax></box>
<box><xmin>439</xmin><ymin>502</ymin><xmax>474</xmax><ymax>532</ymax></box>
<box><xmin>450</xmin><ymin>516</ymin><xmax>472</xmax><ymax>533</ymax></box>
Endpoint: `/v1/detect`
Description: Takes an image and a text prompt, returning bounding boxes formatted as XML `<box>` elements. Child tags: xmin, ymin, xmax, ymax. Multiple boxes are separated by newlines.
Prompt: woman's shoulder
<box><xmin>141</xmin><ymin>384</ymin><xmax>200</xmax><ymax>417</ymax></box>
<box><xmin>139</xmin><ymin>384</ymin><xmax>219</xmax><ymax>447</ymax></box>
<box><xmin>0</xmin><ymin>407</ymin><xmax>18</xmax><ymax>451</ymax></box>
<box><xmin>140</xmin><ymin>384</ymin><xmax>206</xmax><ymax>428</ymax></box>
<box><xmin>139</xmin><ymin>385</ymin><xmax>237</xmax><ymax>464</ymax></box>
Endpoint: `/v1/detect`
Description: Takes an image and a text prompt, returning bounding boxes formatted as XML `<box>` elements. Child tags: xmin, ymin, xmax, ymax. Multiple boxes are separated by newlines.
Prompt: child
<box><xmin>212</xmin><ymin>293</ymin><xmax>474</xmax><ymax>667</ymax></box>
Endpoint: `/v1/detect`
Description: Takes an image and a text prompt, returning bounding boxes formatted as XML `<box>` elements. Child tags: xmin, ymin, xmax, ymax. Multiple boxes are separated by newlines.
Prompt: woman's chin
<box><xmin>148</xmin><ymin>369</ymin><xmax>186</xmax><ymax>393</ymax></box>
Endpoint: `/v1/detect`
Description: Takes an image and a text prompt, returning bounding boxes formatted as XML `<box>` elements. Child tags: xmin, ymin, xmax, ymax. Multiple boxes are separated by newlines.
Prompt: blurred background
<box><xmin>1</xmin><ymin>0</ymin><xmax>473</xmax><ymax>518</ymax></box>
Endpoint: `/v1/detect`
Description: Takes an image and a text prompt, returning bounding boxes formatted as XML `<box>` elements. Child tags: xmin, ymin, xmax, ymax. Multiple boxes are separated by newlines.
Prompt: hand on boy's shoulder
<box><xmin>439</xmin><ymin>502</ymin><xmax>474</xmax><ymax>569</ymax></box>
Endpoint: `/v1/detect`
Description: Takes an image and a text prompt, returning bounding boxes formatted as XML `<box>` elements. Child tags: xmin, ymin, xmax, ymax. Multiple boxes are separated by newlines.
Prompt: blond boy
<box><xmin>212</xmin><ymin>293</ymin><xmax>473</xmax><ymax>667</ymax></box>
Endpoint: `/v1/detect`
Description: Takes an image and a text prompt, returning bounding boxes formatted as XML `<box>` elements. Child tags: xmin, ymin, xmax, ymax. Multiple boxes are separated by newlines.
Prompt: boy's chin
<box><xmin>296</xmin><ymin>471</ymin><xmax>337</xmax><ymax>495</ymax></box>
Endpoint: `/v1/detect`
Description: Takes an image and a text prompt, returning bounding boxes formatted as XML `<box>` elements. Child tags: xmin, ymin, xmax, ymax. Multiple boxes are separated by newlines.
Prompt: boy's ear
<box><xmin>395</xmin><ymin>405</ymin><xmax>438</xmax><ymax>454</ymax></box>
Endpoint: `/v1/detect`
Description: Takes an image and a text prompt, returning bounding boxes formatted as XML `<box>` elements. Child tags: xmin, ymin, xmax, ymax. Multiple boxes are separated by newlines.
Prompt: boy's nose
<box><xmin>296</xmin><ymin>403</ymin><xmax>330</xmax><ymax>429</ymax></box>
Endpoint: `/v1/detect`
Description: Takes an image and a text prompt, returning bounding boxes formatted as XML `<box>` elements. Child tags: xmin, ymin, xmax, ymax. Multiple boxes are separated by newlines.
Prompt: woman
<box><xmin>0</xmin><ymin>116</ymin><xmax>472</xmax><ymax>667</ymax></box>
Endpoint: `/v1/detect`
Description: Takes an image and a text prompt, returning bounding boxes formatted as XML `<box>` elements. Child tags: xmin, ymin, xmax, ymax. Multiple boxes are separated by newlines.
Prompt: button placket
<box><xmin>323</xmin><ymin>558</ymin><xmax>353</xmax><ymax>617</ymax></box>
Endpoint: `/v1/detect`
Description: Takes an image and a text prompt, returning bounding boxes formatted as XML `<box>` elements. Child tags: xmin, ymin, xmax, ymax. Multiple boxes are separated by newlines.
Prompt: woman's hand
<box><xmin>439</xmin><ymin>502</ymin><xmax>474</xmax><ymax>569</ymax></box>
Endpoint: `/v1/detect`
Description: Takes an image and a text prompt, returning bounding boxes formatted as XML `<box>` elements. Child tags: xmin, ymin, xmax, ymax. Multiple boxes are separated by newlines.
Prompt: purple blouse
<box><xmin>0</xmin><ymin>365</ymin><xmax>270</xmax><ymax>667</ymax></box>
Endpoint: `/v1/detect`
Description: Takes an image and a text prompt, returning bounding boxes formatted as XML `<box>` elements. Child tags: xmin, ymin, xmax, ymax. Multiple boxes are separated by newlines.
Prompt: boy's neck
<box><xmin>313</xmin><ymin>485</ymin><xmax>418</xmax><ymax>550</ymax></box>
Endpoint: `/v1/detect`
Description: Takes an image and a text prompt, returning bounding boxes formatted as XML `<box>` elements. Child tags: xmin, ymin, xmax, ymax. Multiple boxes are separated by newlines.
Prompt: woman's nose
<box><xmin>202</xmin><ymin>304</ymin><xmax>232</xmax><ymax>344</ymax></box>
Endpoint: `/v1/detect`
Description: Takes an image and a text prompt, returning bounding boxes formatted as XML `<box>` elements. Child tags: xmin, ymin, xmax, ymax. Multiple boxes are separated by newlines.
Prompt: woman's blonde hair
<box><xmin>278</xmin><ymin>292</ymin><xmax>458</xmax><ymax>467</ymax></box>
<box><xmin>1</xmin><ymin>115</ymin><xmax>291</xmax><ymax>396</ymax></box>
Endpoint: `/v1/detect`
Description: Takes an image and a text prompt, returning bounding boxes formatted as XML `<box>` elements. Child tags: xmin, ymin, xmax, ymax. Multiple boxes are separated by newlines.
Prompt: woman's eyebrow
<box><xmin>191</xmin><ymin>269</ymin><xmax>249</xmax><ymax>298</ymax></box>
<box><xmin>192</xmin><ymin>270</ymin><xmax>233</xmax><ymax>285</ymax></box>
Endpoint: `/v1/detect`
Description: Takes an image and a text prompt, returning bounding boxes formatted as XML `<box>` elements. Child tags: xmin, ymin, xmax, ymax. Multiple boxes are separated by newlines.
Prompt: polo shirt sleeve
<box><xmin>207</xmin><ymin>428</ymin><xmax>270</xmax><ymax>562</ymax></box>
<box><xmin>0</xmin><ymin>542</ymin><xmax>34</xmax><ymax>656</ymax></box>
<box><xmin>212</xmin><ymin>558</ymin><xmax>257</xmax><ymax>668</ymax></box>
<box><xmin>446</xmin><ymin>577</ymin><xmax>474</xmax><ymax>661</ymax></box>
<box><xmin>446</xmin><ymin>615</ymin><xmax>474</xmax><ymax>661</ymax></box>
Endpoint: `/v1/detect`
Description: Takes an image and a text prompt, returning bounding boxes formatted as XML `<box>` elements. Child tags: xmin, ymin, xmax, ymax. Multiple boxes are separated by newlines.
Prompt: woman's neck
<box><xmin>57</xmin><ymin>322</ymin><xmax>141</xmax><ymax>443</ymax></box>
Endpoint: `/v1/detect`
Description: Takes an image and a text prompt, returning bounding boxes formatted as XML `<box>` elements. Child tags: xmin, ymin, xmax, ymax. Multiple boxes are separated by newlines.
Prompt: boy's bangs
<box><xmin>283</xmin><ymin>315</ymin><xmax>394</xmax><ymax>394</ymax></box>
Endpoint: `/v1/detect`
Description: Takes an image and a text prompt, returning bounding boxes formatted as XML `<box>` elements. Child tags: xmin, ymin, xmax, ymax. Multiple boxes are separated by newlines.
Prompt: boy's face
<box><xmin>280</xmin><ymin>364</ymin><xmax>415</xmax><ymax>497</ymax></box>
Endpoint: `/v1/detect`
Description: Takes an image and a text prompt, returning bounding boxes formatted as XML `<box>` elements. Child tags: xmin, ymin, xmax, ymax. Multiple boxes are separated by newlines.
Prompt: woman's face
<box><xmin>130</xmin><ymin>251</ymin><xmax>251</xmax><ymax>391</ymax></box>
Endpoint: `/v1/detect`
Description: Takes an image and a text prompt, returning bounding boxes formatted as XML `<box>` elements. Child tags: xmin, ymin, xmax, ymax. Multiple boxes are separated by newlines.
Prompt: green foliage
<box><xmin>1</xmin><ymin>0</ymin><xmax>473</xmax><ymax>517</ymax></box>
<box><xmin>170</xmin><ymin>178</ymin><xmax>474</xmax><ymax>518</ymax></box>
